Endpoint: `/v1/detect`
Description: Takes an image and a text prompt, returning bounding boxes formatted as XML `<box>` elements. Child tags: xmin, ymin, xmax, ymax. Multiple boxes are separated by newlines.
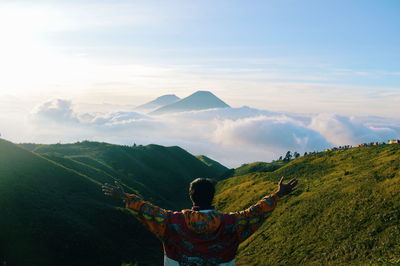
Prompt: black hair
<box><xmin>189</xmin><ymin>178</ymin><xmax>215</xmax><ymax>207</ymax></box>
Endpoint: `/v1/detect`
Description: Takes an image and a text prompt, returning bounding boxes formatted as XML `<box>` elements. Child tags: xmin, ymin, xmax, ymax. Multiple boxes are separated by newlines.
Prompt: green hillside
<box><xmin>0</xmin><ymin>139</ymin><xmax>162</xmax><ymax>266</ymax></box>
<box><xmin>196</xmin><ymin>155</ymin><xmax>229</xmax><ymax>178</ymax></box>
<box><xmin>233</xmin><ymin>161</ymin><xmax>286</xmax><ymax>177</ymax></box>
<box><xmin>4</xmin><ymin>138</ymin><xmax>400</xmax><ymax>265</ymax></box>
<box><xmin>214</xmin><ymin>144</ymin><xmax>400</xmax><ymax>265</ymax></box>
<box><xmin>20</xmin><ymin>141</ymin><xmax>226</xmax><ymax>210</ymax></box>
<box><xmin>1</xmin><ymin>140</ymin><xmax>227</xmax><ymax>265</ymax></box>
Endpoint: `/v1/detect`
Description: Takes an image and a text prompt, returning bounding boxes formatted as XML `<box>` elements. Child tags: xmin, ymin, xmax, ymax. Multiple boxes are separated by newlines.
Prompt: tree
<box><xmin>304</xmin><ymin>152</ymin><xmax>308</xmax><ymax>156</ymax></box>
<box><xmin>283</xmin><ymin>151</ymin><xmax>292</xmax><ymax>162</ymax></box>
<box><xmin>294</xmin><ymin>151</ymin><xmax>300</xmax><ymax>159</ymax></box>
<box><xmin>278</xmin><ymin>156</ymin><xmax>283</xmax><ymax>161</ymax></box>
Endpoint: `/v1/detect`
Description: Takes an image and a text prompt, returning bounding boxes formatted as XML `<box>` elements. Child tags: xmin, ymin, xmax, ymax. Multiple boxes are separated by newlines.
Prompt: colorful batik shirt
<box><xmin>125</xmin><ymin>193</ymin><xmax>279</xmax><ymax>265</ymax></box>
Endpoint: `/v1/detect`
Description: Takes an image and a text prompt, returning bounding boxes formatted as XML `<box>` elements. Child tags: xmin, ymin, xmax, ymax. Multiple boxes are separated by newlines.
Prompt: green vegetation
<box><xmin>2</xmin><ymin>138</ymin><xmax>399</xmax><ymax>265</ymax></box>
<box><xmin>196</xmin><ymin>155</ymin><xmax>229</xmax><ymax>178</ymax></box>
<box><xmin>0</xmin><ymin>139</ymin><xmax>166</xmax><ymax>266</ymax></box>
<box><xmin>233</xmin><ymin>161</ymin><xmax>286</xmax><ymax>177</ymax></box>
<box><xmin>20</xmin><ymin>141</ymin><xmax>225</xmax><ymax>210</ymax></box>
<box><xmin>1</xmin><ymin>139</ymin><xmax>225</xmax><ymax>265</ymax></box>
<box><xmin>215</xmin><ymin>144</ymin><xmax>400</xmax><ymax>265</ymax></box>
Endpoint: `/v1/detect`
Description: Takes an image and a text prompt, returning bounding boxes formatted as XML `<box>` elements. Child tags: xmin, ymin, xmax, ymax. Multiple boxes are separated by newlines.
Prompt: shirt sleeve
<box><xmin>124</xmin><ymin>193</ymin><xmax>170</xmax><ymax>239</ymax></box>
<box><xmin>232</xmin><ymin>193</ymin><xmax>280</xmax><ymax>243</ymax></box>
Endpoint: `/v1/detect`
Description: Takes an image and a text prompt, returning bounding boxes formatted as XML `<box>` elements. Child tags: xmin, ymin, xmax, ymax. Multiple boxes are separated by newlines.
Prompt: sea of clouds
<box><xmin>18</xmin><ymin>98</ymin><xmax>399</xmax><ymax>167</ymax></box>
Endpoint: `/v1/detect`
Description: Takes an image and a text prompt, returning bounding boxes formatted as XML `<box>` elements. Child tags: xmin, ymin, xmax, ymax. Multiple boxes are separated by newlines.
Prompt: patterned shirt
<box><xmin>125</xmin><ymin>193</ymin><xmax>280</xmax><ymax>265</ymax></box>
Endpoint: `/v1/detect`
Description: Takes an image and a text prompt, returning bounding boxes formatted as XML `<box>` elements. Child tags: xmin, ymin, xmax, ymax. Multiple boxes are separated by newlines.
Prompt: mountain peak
<box><xmin>135</xmin><ymin>94</ymin><xmax>180</xmax><ymax>112</ymax></box>
<box><xmin>150</xmin><ymin>91</ymin><xmax>230</xmax><ymax>115</ymax></box>
<box><xmin>156</xmin><ymin>94</ymin><xmax>179</xmax><ymax>99</ymax></box>
<box><xmin>192</xmin><ymin>90</ymin><xmax>214</xmax><ymax>95</ymax></box>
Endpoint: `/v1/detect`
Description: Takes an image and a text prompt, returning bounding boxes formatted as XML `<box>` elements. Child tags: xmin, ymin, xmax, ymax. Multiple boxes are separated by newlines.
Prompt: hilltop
<box><xmin>232</xmin><ymin>161</ymin><xmax>286</xmax><ymax>177</ymax></box>
<box><xmin>150</xmin><ymin>91</ymin><xmax>230</xmax><ymax>115</ymax></box>
<box><xmin>19</xmin><ymin>141</ymin><xmax>227</xmax><ymax>209</ymax></box>
<box><xmin>214</xmin><ymin>144</ymin><xmax>400</xmax><ymax>265</ymax></box>
<box><xmin>195</xmin><ymin>155</ymin><xmax>229</xmax><ymax>178</ymax></box>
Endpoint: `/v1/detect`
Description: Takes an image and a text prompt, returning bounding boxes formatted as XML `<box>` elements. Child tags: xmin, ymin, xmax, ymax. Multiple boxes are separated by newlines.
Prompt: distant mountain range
<box><xmin>134</xmin><ymin>94</ymin><xmax>180</xmax><ymax>113</ymax></box>
<box><xmin>135</xmin><ymin>91</ymin><xmax>230</xmax><ymax>115</ymax></box>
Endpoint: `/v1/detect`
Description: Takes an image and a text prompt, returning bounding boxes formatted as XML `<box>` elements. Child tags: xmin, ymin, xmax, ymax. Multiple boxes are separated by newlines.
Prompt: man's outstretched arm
<box><xmin>102</xmin><ymin>181</ymin><xmax>169</xmax><ymax>239</ymax></box>
<box><xmin>233</xmin><ymin>176</ymin><xmax>298</xmax><ymax>242</ymax></box>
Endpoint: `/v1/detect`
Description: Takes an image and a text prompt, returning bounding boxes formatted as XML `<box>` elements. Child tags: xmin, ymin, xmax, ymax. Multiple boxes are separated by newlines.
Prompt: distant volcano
<box><xmin>150</xmin><ymin>91</ymin><xmax>230</xmax><ymax>115</ymax></box>
<box><xmin>134</xmin><ymin>94</ymin><xmax>180</xmax><ymax>113</ymax></box>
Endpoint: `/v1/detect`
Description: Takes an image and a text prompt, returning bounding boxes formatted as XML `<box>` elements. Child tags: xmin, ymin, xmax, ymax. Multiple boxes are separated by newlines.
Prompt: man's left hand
<box><xmin>276</xmin><ymin>176</ymin><xmax>298</xmax><ymax>198</ymax></box>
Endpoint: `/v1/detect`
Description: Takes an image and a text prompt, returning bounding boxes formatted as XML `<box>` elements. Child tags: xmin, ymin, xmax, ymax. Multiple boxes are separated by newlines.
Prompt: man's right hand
<box><xmin>276</xmin><ymin>176</ymin><xmax>298</xmax><ymax>198</ymax></box>
<box><xmin>102</xmin><ymin>181</ymin><xmax>127</xmax><ymax>200</ymax></box>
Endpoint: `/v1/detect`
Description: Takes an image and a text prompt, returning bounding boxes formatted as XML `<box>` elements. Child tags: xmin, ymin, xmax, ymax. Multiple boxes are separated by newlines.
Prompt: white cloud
<box><xmin>165</xmin><ymin>106</ymin><xmax>279</xmax><ymax>121</ymax></box>
<box><xmin>3</xmin><ymin>98</ymin><xmax>397</xmax><ymax>167</ymax></box>
<box><xmin>213</xmin><ymin>115</ymin><xmax>331</xmax><ymax>152</ymax></box>
<box><xmin>31</xmin><ymin>99</ymin><xmax>79</xmax><ymax>124</ymax></box>
<box><xmin>81</xmin><ymin>112</ymin><xmax>147</xmax><ymax>125</ymax></box>
<box><xmin>309</xmin><ymin>113</ymin><xmax>399</xmax><ymax>145</ymax></box>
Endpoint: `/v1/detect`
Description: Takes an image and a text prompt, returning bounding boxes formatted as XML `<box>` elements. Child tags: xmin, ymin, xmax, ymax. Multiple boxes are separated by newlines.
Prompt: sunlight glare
<box><xmin>0</xmin><ymin>4</ymin><xmax>62</xmax><ymax>95</ymax></box>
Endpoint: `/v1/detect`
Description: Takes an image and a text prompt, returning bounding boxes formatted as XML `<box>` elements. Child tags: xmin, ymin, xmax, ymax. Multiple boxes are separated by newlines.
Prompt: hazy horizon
<box><xmin>1</xmin><ymin>90</ymin><xmax>399</xmax><ymax>168</ymax></box>
<box><xmin>1</xmin><ymin>0</ymin><xmax>399</xmax><ymax>167</ymax></box>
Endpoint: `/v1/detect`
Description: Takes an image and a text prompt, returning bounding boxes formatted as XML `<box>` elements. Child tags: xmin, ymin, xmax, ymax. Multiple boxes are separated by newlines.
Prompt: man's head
<box><xmin>189</xmin><ymin>178</ymin><xmax>215</xmax><ymax>208</ymax></box>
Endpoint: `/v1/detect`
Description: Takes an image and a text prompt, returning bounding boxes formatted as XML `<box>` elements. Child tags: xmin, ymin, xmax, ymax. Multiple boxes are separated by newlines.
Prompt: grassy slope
<box><xmin>0</xmin><ymin>139</ymin><xmax>163</xmax><ymax>266</ymax></box>
<box><xmin>41</xmin><ymin>154</ymin><xmax>164</xmax><ymax>207</ymax></box>
<box><xmin>196</xmin><ymin>155</ymin><xmax>229</xmax><ymax>177</ymax></box>
<box><xmin>20</xmin><ymin>141</ymin><xmax>226</xmax><ymax>210</ymax></box>
<box><xmin>215</xmin><ymin>144</ymin><xmax>400</xmax><ymax>265</ymax></box>
<box><xmin>233</xmin><ymin>161</ymin><xmax>286</xmax><ymax>177</ymax></box>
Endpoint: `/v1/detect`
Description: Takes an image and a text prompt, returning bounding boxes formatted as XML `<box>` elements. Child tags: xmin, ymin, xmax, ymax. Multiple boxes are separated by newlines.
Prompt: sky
<box><xmin>0</xmin><ymin>0</ymin><xmax>399</xmax><ymax>166</ymax></box>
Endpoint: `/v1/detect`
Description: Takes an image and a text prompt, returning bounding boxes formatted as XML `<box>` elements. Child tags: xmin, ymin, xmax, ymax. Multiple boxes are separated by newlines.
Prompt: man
<box><xmin>102</xmin><ymin>176</ymin><xmax>298</xmax><ymax>265</ymax></box>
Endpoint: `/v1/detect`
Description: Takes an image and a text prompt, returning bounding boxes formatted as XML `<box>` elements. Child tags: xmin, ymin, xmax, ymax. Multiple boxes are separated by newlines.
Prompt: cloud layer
<box><xmin>309</xmin><ymin>114</ymin><xmax>399</xmax><ymax>145</ymax></box>
<box><xmin>23</xmin><ymin>99</ymin><xmax>400</xmax><ymax>167</ymax></box>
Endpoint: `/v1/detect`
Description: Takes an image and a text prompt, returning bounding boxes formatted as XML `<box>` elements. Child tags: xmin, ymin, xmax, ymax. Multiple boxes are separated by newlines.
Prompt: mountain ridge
<box><xmin>150</xmin><ymin>91</ymin><xmax>230</xmax><ymax>115</ymax></box>
<box><xmin>134</xmin><ymin>94</ymin><xmax>180</xmax><ymax>113</ymax></box>
<box><xmin>195</xmin><ymin>155</ymin><xmax>229</xmax><ymax>178</ymax></box>
<box><xmin>20</xmin><ymin>141</ymin><xmax>228</xmax><ymax>209</ymax></box>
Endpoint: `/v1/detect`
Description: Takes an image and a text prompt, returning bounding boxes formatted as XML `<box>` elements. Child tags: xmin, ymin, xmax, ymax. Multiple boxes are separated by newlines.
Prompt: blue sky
<box><xmin>0</xmin><ymin>0</ymin><xmax>399</xmax><ymax>116</ymax></box>
<box><xmin>0</xmin><ymin>0</ymin><xmax>399</xmax><ymax>165</ymax></box>
<box><xmin>49</xmin><ymin>1</ymin><xmax>399</xmax><ymax>68</ymax></box>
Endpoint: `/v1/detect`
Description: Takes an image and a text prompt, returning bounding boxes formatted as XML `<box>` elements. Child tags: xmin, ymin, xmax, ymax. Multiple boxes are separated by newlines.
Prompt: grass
<box><xmin>0</xmin><ymin>139</ymin><xmax>165</xmax><ymax>266</ymax></box>
<box><xmin>1</xmin><ymin>139</ymin><xmax>226</xmax><ymax>265</ymax></box>
<box><xmin>195</xmin><ymin>155</ymin><xmax>229</xmax><ymax>178</ymax></box>
<box><xmin>3</xmin><ymin>139</ymin><xmax>399</xmax><ymax>265</ymax></box>
<box><xmin>20</xmin><ymin>141</ymin><xmax>226</xmax><ymax>210</ymax></box>
<box><xmin>233</xmin><ymin>161</ymin><xmax>286</xmax><ymax>177</ymax></box>
<box><xmin>214</xmin><ymin>144</ymin><xmax>400</xmax><ymax>265</ymax></box>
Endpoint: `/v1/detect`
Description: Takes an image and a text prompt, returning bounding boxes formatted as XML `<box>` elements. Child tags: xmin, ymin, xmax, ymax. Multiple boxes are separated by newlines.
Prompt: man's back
<box><xmin>103</xmin><ymin>177</ymin><xmax>297</xmax><ymax>265</ymax></box>
<box><xmin>164</xmin><ymin>210</ymin><xmax>238</xmax><ymax>265</ymax></box>
<box><xmin>124</xmin><ymin>193</ymin><xmax>279</xmax><ymax>265</ymax></box>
